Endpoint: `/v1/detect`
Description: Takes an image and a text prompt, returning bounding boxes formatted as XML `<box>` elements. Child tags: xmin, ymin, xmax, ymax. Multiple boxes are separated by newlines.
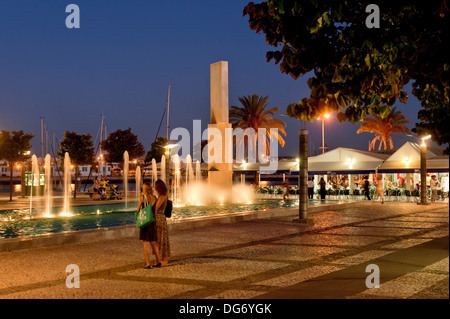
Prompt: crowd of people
<box><xmin>259</xmin><ymin>174</ymin><xmax>446</xmax><ymax>204</ymax></box>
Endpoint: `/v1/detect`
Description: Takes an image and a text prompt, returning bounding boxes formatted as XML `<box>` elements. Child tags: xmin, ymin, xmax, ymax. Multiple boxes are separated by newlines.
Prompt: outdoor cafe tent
<box><xmin>290</xmin><ymin>147</ymin><xmax>389</xmax><ymax>175</ymax></box>
<box><xmin>377</xmin><ymin>142</ymin><xmax>449</xmax><ymax>173</ymax></box>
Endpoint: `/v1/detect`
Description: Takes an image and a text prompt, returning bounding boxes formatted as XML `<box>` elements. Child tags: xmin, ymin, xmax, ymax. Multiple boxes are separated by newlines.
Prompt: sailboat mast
<box><xmin>41</xmin><ymin>117</ymin><xmax>44</xmax><ymax>158</ymax></box>
<box><xmin>166</xmin><ymin>85</ymin><xmax>171</xmax><ymax>140</ymax></box>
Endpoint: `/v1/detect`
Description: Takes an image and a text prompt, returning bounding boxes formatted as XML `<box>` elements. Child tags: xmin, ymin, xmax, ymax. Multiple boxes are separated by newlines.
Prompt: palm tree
<box><xmin>230</xmin><ymin>95</ymin><xmax>287</xmax><ymax>158</ymax></box>
<box><xmin>357</xmin><ymin>107</ymin><xmax>411</xmax><ymax>151</ymax></box>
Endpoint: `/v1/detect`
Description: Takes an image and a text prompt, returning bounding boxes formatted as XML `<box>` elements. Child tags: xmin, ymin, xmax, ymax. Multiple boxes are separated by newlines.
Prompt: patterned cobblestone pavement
<box><xmin>0</xmin><ymin>202</ymin><xmax>448</xmax><ymax>299</ymax></box>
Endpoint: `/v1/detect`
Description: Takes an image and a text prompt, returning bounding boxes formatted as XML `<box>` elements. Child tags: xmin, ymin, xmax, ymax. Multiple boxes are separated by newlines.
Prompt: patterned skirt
<box><xmin>155</xmin><ymin>213</ymin><xmax>171</xmax><ymax>259</ymax></box>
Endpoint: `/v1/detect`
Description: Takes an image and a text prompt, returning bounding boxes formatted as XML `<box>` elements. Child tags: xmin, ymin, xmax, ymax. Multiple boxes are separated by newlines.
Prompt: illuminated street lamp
<box><xmin>421</xmin><ymin>135</ymin><xmax>432</xmax><ymax>147</ymax></box>
<box><xmin>163</xmin><ymin>144</ymin><xmax>178</xmax><ymax>151</ymax></box>
<box><xmin>318</xmin><ymin>113</ymin><xmax>330</xmax><ymax>154</ymax></box>
<box><xmin>419</xmin><ymin>135</ymin><xmax>432</xmax><ymax>205</ymax></box>
<box><xmin>163</xmin><ymin>144</ymin><xmax>178</xmax><ymax>187</ymax></box>
<box><xmin>163</xmin><ymin>144</ymin><xmax>178</xmax><ymax>160</ymax></box>
<box><xmin>97</xmin><ymin>153</ymin><xmax>104</xmax><ymax>179</ymax></box>
<box><xmin>20</xmin><ymin>150</ymin><xmax>31</xmax><ymax>198</ymax></box>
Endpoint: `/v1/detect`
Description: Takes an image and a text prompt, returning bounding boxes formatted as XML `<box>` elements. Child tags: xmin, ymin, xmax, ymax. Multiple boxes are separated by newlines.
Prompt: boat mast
<box><xmin>41</xmin><ymin>117</ymin><xmax>44</xmax><ymax>159</ymax></box>
<box><xmin>166</xmin><ymin>85</ymin><xmax>171</xmax><ymax>141</ymax></box>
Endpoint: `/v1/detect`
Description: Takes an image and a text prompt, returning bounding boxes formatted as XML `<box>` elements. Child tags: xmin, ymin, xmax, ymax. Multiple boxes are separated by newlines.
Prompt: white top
<box><xmin>430</xmin><ymin>178</ymin><xmax>438</xmax><ymax>190</ymax></box>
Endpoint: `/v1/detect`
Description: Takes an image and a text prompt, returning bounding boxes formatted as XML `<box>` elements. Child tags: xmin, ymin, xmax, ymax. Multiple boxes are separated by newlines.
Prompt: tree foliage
<box><xmin>58</xmin><ymin>131</ymin><xmax>95</xmax><ymax>166</ymax></box>
<box><xmin>0</xmin><ymin>130</ymin><xmax>34</xmax><ymax>201</ymax></box>
<box><xmin>58</xmin><ymin>131</ymin><xmax>95</xmax><ymax>199</ymax></box>
<box><xmin>412</xmin><ymin>84</ymin><xmax>449</xmax><ymax>153</ymax></box>
<box><xmin>145</xmin><ymin>136</ymin><xmax>168</xmax><ymax>163</ymax></box>
<box><xmin>101</xmin><ymin>128</ymin><xmax>145</xmax><ymax>163</ymax></box>
<box><xmin>0</xmin><ymin>130</ymin><xmax>34</xmax><ymax>163</ymax></box>
<box><xmin>243</xmin><ymin>0</ymin><xmax>449</xmax><ymax>149</ymax></box>
<box><xmin>357</xmin><ymin>107</ymin><xmax>411</xmax><ymax>150</ymax></box>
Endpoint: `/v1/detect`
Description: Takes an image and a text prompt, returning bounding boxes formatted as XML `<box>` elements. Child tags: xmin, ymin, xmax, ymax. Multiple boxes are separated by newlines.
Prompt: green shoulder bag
<box><xmin>135</xmin><ymin>195</ymin><xmax>155</xmax><ymax>228</ymax></box>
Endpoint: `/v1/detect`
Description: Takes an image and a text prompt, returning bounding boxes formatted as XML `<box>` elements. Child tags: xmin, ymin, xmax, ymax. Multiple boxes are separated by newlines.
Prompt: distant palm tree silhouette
<box><xmin>357</xmin><ymin>107</ymin><xmax>411</xmax><ymax>151</ymax></box>
<box><xmin>230</xmin><ymin>94</ymin><xmax>286</xmax><ymax>158</ymax></box>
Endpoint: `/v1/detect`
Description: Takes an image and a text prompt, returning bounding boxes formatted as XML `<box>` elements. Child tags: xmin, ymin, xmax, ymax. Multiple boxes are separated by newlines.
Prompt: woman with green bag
<box><xmin>137</xmin><ymin>183</ymin><xmax>162</xmax><ymax>269</ymax></box>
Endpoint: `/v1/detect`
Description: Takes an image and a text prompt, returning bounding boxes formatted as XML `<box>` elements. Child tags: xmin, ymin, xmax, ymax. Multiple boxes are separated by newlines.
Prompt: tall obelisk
<box><xmin>208</xmin><ymin>61</ymin><xmax>233</xmax><ymax>199</ymax></box>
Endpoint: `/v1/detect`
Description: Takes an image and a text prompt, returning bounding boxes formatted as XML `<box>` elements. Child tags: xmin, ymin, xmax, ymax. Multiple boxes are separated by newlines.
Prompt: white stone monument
<box><xmin>207</xmin><ymin>61</ymin><xmax>233</xmax><ymax>199</ymax></box>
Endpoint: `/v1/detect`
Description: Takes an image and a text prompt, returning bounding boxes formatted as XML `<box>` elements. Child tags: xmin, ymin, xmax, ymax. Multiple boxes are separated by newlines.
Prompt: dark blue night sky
<box><xmin>0</xmin><ymin>0</ymin><xmax>430</xmax><ymax>158</ymax></box>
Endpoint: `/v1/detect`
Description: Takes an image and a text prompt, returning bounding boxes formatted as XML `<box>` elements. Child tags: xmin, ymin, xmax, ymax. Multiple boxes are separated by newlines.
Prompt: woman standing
<box><xmin>154</xmin><ymin>179</ymin><xmax>171</xmax><ymax>266</ymax></box>
<box><xmin>430</xmin><ymin>175</ymin><xmax>440</xmax><ymax>203</ymax></box>
<box><xmin>137</xmin><ymin>183</ymin><xmax>162</xmax><ymax>269</ymax></box>
<box><xmin>319</xmin><ymin>177</ymin><xmax>326</xmax><ymax>200</ymax></box>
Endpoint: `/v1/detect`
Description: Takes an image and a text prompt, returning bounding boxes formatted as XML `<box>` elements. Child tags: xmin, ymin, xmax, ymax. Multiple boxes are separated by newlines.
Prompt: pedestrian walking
<box><xmin>137</xmin><ymin>182</ymin><xmax>162</xmax><ymax>269</ymax></box>
<box><xmin>308</xmin><ymin>177</ymin><xmax>315</xmax><ymax>199</ymax></box>
<box><xmin>364</xmin><ymin>176</ymin><xmax>371</xmax><ymax>200</ymax></box>
<box><xmin>373</xmin><ymin>175</ymin><xmax>385</xmax><ymax>204</ymax></box>
<box><xmin>154</xmin><ymin>179</ymin><xmax>171</xmax><ymax>266</ymax></box>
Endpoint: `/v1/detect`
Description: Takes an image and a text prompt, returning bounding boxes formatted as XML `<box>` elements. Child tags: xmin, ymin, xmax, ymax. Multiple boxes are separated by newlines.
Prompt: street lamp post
<box><xmin>163</xmin><ymin>144</ymin><xmax>178</xmax><ymax>192</ymax></box>
<box><xmin>318</xmin><ymin>113</ymin><xmax>330</xmax><ymax>154</ymax></box>
<box><xmin>419</xmin><ymin>135</ymin><xmax>431</xmax><ymax>205</ymax></box>
<box><xmin>294</xmin><ymin>129</ymin><xmax>314</xmax><ymax>225</ymax></box>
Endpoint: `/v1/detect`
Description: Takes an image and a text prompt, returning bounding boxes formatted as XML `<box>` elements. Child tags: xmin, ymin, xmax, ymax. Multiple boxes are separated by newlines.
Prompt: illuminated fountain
<box><xmin>61</xmin><ymin>152</ymin><xmax>73</xmax><ymax>217</ymax></box>
<box><xmin>195</xmin><ymin>161</ymin><xmax>201</xmax><ymax>183</ymax></box>
<box><xmin>0</xmin><ymin>61</ymin><xmax>263</xmax><ymax>239</ymax></box>
<box><xmin>172</xmin><ymin>155</ymin><xmax>182</xmax><ymax>206</ymax></box>
<box><xmin>160</xmin><ymin>155</ymin><xmax>166</xmax><ymax>184</ymax></box>
<box><xmin>28</xmin><ymin>155</ymin><xmax>40</xmax><ymax>218</ymax></box>
<box><xmin>184</xmin><ymin>155</ymin><xmax>198</xmax><ymax>205</ymax></box>
<box><xmin>43</xmin><ymin>154</ymin><xmax>53</xmax><ymax>218</ymax></box>
<box><xmin>135</xmin><ymin>165</ymin><xmax>141</xmax><ymax>201</ymax></box>
<box><xmin>158</xmin><ymin>152</ymin><xmax>255</xmax><ymax>207</ymax></box>
<box><xmin>27</xmin><ymin>152</ymin><xmax>73</xmax><ymax>218</ymax></box>
<box><xmin>123</xmin><ymin>151</ymin><xmax>129</xmax><ymax>208</ymax></box>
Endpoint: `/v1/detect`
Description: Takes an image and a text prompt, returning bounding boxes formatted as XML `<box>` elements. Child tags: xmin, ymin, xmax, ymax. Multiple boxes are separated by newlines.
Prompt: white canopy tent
<box><xmin>378</xmin><ymin>142</ymin><xmax>449</xmax><ymax>173</ymax></box>
<box><xmin>290</xmin><ymin>147</ymin><xmax>388</xmax><ymax>175</ymax></box>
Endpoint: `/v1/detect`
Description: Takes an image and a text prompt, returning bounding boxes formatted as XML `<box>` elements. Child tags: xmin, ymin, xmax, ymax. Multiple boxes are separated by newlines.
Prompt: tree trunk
<box><xmin>299</xmin><ymin>130</ymin><xmax>308</xmax><ymax>220</ymax></box>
